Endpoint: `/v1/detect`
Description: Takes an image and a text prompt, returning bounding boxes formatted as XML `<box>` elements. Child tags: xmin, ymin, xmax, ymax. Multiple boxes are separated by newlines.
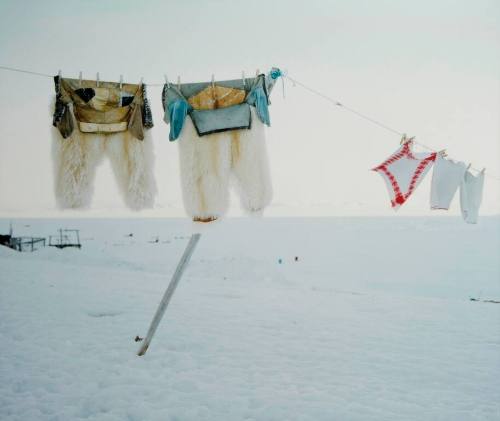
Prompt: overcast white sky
<box><xmin>0</xmin><ymin>0</ymin><xmax>498</xmax><ymax>217</ymax></box>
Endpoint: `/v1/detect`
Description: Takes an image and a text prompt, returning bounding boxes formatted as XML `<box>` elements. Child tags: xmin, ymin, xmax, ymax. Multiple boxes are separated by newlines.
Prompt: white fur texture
<box><xmin>106</xmin><ymin>130</ymin><xmax>156</xmax><ymax>210</ymax></box>
<box><xmin>52</xmin><ymin>105</ymin><xmax>156</xmax><ymax>210</ymax></box>
<box><xmin>231</xmin><ymin>108</ymin><xmax>273</xmax><ymax>212</ymax></box>
<box><xmin>177</xmin><ymin>108</ymin><xmax>273</xmax><ymax>219</ymax></box>
<box><xmin>177</xmin><ymin>116</ymin><xmax>232</xmax><ymax>219</ymax></box>
<box><xmin>51</xmin><ymin>106</ymin><xmax>104</xmax><ymax>209</ymax></box>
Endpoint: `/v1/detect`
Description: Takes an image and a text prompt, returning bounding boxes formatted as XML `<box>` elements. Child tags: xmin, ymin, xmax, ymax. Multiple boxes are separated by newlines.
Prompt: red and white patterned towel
<box><xmin>372</xmin><ymin>141</ymin><xmax>437</xmax><ymax>209</ymax></box>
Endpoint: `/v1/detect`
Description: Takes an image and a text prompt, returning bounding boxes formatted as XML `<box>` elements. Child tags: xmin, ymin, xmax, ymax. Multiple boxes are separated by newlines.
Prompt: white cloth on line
<box><xmin>372</xmin><ymin>140</ymin><xmax>437</xmax><ymax>210</ymax></box>
<box><xmin>460</xmin><ymin>170</ymin><xmax>485</xmax><ymax>224</ymax></box>
<box><xmin>430</xmin><ymin>156</ymin><xmax>467</xmax><ymax>210</ymax></box>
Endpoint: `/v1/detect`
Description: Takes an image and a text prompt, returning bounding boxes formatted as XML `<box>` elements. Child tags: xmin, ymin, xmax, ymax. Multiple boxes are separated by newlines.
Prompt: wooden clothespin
<box><xmin>78</xmin><ymin>71</ymin><xmax>82</xmax><ymax>87</ymax></box>
<box><xmin>242</xmin><ymin>70</ymin><xmax>246</xmax><ymax>89</ymax></box>
<box><xmin>177</xmin><ymin>76</ymin><xmax>181</xmax><ymax>89</ymax></box>
<box><xmin>400</xmin><ymin>134</ymin><xmax>415</xmax><ymax>145</ymax></box>
<box><xmin>140</xmin><ymin>77</ymin><xmax>143</xmax><ymax>86</ymax></box>
<box><xmin>96</xmin><ymin>72</ymin><xmax>100</xmax><ymax>87</ymax></box>
<box><xmin>119</xmin><ymin>74</ymin><xmax>123</xmax><ymax>90</ymax></box>
<box><xmin>467</xmin><ymin>163</ymin><xmax>472</xmax><ymax>170</ymax></box>
<box><xmin>211</xmin><ymin>74</ymin><xmax>217</xmax><ymax>103</ymax></box>
<box><xmin>438</xmin><ymin>149</ymin><xmax>447</xmax><ymax>157</ymax></box>
<box><xmin>58</xmin><ymin>69</ymin><xmax>62</xmax><ymax>79</ymax></box>
<box><xmin>164</xmin><ymin>74</ymin><xmax>170</xmax><ymax>88</ymax></box>
<box><xmin>481</xmin><ymin>167</ymin><xmax>486</xmax><ymax>174</ymax></box>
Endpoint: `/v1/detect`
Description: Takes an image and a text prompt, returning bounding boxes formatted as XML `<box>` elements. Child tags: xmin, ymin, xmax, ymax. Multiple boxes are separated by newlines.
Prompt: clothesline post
<box><xmin>137</xmin><ymin>233</ymin><xmax>201</xmax><ymax>356</ymax></box>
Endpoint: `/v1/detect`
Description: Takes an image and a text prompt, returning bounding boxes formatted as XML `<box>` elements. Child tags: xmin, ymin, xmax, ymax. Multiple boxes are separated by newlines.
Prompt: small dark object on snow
<box><xmin>294</xmin><ymin>256</ymin><xmax>299</xmax><ymax>262</ymax></box>
<box><xmin>0</xmin><ymin>234</ymin><xmax>11</xmax><ymax>247</ymax></box>
<box><xmin>135</xmin><ymin>335</ymin><xmax>144</xmax><ymax>342</ymax></box>
<box><xmin>470</xmin><ymin>297</ymin><xmax>500</xmax><ymax>304</ymax></box>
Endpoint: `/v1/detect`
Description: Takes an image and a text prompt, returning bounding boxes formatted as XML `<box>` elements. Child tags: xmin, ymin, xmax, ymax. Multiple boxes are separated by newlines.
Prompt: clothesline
<box><xmin>0</xmin><ymin>65</ymin><xmax>53</xmax><ymax>78</ymax></box>
<box><xmin>286</xmin><ymin>74</ymin><xmax>442</xmax><ymax>152</ymax></box>
<box><xmin>1</xmin><ymin>64</ymin><xmax>499</xmax><ymax>181</ymax></box>
<box><xmin>283</xmin><ymin>75</ymin><xmax>500</xmax><ymax>181</ymax></box>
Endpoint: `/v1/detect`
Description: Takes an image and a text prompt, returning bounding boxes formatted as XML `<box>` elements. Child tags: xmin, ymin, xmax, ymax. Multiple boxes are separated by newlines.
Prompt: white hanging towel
<box><xmin>372</xmin><ymin>140</ymin><xmax>437</xmax><ymax>210</ymax></box>
<box><xmin>430</xmin><ymin>156</ymin><xmax>467</xmax><ymax>210</ymax></box>
<box><xmin>460</xmin><ymin>170</ymin><xmax>485</xmax><ymax>224</ymax></box>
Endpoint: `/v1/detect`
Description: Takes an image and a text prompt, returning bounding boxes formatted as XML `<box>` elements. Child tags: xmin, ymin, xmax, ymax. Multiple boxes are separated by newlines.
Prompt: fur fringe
<box><xmin>178</xmin><ymin>116</ymin><xmax>232</xmax><ymax>219</ymax></box>
<box><xmin>106</xmin><ymin>130</ymin><xmax>156</xmax><ymax>210</ymax></box>
<box><xmin>177</xmin><ymin>108</ymin><xmax>273</xmax><ymax>220</ymax></box>
<box><xmin>52</xmin><ymin>104</ymin><xmax>156</xmax><ymax>210</ymax></box>
<box><xmin>51</xmin><ymin>109</ymin><xmax>104</xmax><ymax>209</ymax></box>
<box><xmin>231</xmin><ymin>108</ymin><xmax>273</xmax><ymax>212</ymax></box>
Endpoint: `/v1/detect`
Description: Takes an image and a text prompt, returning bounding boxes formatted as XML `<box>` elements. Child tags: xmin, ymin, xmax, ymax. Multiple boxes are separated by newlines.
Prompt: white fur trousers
<box><xmin>52</xmin><ymin>126</ymin><xmax>156</xmax><ymax>210</ymax></box>
<box><xmin>177</xmin><ymin>108</ymin><xmax>272</xmax><ymax>220</ymax></box>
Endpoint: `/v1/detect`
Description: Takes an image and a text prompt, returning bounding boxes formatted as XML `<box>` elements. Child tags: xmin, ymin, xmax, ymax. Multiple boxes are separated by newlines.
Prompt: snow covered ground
<box><xmin>0</xmin><ymin>217</ymin><xmax>499</xmax><ymax>421</ymax></box>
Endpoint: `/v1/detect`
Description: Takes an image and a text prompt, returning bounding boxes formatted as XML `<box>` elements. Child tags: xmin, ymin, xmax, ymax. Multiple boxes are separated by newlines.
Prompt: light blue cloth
<box><xmin>191</xmin><ymin>104</ymin><xmax>251</xmax><ymax>136</ymax></box>
<box><xmin>165</xmin><ymin>99</ymin><xmax>192</xmax><ymax>141</ymax></box>
<box><xmin>162</xmin><ymin>68</ymin><xmax>281</xmax><ymax>140</ymax></box>
<box><xmin>246</xmin><ymin>86</ymin><xmax>270</xmax><ymax>126</ymax></box>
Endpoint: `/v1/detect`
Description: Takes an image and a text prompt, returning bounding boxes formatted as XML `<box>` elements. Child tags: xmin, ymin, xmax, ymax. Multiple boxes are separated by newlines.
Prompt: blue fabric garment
<box><xmin>162</xmin><ymin>68</ymin><xmax>281</xmax><ymax>140</ymax></box>
<box><xmin>246</xmin><ymin>86</ymin><xmax>270</xmax><ymax>126</ymax></box>
<box><xmin>191</xmin><ymin>104</ymin><xmax>251</xmax><ymax>136</ymax></box>
<box><xmin>166</xmin><ymin>99</ymin><xmax>192</xmax><ymax>141</ymax></box>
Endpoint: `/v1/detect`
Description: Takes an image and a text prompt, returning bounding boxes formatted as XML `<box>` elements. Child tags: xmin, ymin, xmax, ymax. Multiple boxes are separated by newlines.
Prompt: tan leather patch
<box><xmin>188</xmin><ymin>86</ymin><xmax>245</xmax><ymax>110</ymax></box>
<box><xmin>75</xmin><ymin>105</ymin><xmax>130</xmax><ymax>124</ymax></box>
<box><xmin>79</xmin><ymin>121</ymin><xmax>127</xmax><ymax>133</ymax></box>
